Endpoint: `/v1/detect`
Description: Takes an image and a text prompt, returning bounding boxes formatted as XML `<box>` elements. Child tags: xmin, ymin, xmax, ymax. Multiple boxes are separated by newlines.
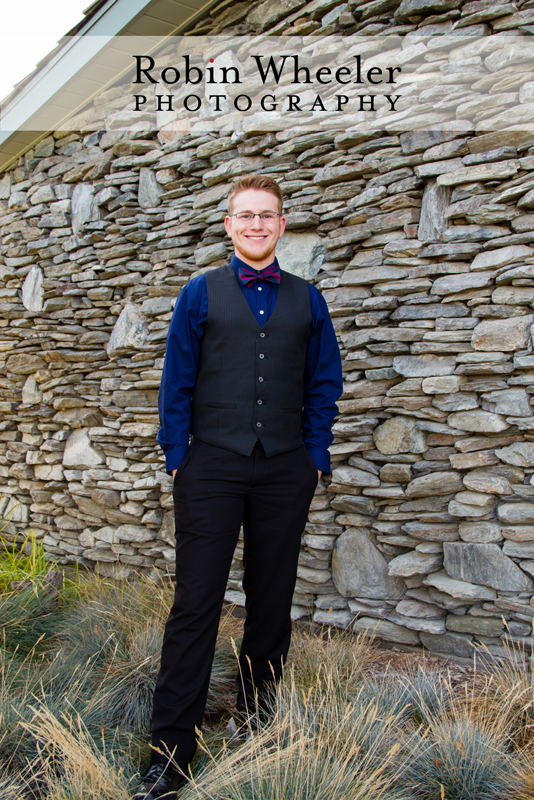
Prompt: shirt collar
<box><xmin>231</xmin><ymin>254</ymin><xmax>280</xmax><ymax>287</ymax></box>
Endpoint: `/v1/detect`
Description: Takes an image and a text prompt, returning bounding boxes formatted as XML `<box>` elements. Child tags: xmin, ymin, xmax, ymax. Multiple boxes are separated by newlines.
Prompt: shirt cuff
<box><xmin>306</xmin><ymin>445</ymin><xmax>331</xmax><ymax>474</ymax></box>
<box><xmin>165</xmin><ymin>444</ymin><xmax>190</xmax><ymax>475</ymax></box>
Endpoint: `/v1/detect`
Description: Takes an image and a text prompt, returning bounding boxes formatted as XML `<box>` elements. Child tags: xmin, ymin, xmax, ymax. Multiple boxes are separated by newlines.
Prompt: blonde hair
<box><xmin>227</xmin><ymin>174</ymin><xmax>283</xmax><ymax>214</ymax></box>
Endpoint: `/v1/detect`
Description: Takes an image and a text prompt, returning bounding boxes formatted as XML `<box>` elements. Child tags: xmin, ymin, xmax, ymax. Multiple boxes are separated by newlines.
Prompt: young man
<box><xmin>134</xmin><ymin>174</ymin><xmax>343</xmax><ymax>799</ymax></box>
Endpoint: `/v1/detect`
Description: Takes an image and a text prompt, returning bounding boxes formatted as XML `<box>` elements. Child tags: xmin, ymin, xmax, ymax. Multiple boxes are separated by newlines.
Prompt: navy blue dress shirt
<box><xmin>158</xmin><ymin>254</ymin><xmax>343</xmax><ymax>474</ymax></box>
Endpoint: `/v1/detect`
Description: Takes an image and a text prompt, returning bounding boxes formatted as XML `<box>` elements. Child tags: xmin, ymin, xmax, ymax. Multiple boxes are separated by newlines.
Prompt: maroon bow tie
<box><xmin>238</xmin><ymin>264</ymin><xmax>281</xmax><ymax>287</ymax></box>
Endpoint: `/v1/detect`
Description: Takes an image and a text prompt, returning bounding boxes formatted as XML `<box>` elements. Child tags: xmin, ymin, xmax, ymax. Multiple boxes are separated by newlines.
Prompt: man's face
<box><xmin>224</xmin><ymin>188</ymin><xmax>286</xmax><ymax>270</ymax></box>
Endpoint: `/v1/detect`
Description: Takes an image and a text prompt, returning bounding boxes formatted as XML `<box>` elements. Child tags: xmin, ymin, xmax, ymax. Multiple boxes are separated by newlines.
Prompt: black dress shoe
<box><xmin>132</xmin><ymin>763</ymin><xmax>185</xmax><ymax>799</ymax></box>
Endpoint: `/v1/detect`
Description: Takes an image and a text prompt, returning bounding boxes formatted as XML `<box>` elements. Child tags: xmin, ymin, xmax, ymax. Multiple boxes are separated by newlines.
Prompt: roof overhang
<box><xmin>0</xmin><ymin>0</ymin><xmax>221</xmax><ymax>173</ymax></box>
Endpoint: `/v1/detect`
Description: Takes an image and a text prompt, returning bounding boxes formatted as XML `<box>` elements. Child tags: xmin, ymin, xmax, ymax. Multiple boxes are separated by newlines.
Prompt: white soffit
<box><xmin>0</xmin><ymin>0</ymin><xmax>219</xmax><ymax>172</ymax></box>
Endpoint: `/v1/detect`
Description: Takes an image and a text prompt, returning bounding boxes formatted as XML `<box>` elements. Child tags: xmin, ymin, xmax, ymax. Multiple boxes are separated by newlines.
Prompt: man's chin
<box><xmin>236</xmin><ymin>245</ymin><xmax>276</xmax><ymax>266</ymax></box>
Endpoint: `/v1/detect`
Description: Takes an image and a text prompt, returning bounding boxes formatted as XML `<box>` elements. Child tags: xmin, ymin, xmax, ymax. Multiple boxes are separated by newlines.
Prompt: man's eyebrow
<box><xmin>233</xmin><ymin>209</ymin><xmax>279</xmax><ymax>213</ymax></box>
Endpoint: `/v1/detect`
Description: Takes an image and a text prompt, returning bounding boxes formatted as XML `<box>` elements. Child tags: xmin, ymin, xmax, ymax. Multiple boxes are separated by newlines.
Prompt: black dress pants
<box><xmin>150</xmin><ymin>437</ymin><xmax>319</xmax><ymax>773</ymax></box>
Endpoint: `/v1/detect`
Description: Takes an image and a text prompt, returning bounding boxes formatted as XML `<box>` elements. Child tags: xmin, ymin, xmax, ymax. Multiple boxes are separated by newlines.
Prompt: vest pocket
<box><xmin>205</xmin><ymin>402</ymin><xmax>237</xmax><ymax>409</ymax></box>
<box><xmin>280</xmin><ymin>407</ymin><xmax>301</xmax><ymax>412</ymax></box>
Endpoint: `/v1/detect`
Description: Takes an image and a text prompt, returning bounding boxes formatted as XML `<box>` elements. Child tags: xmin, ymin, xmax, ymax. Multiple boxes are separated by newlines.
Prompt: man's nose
<box><xmin>249</xmin><ymin>214</ymin><xmax>266</xmax><ymax>228</ymax></box>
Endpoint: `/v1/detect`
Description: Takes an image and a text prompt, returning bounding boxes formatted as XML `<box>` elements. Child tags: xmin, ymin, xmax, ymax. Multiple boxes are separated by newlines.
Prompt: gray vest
<box><xmin>191</xmin><ymin>265</ymin><xmax>312</xmax><ymax>457</ymax></box>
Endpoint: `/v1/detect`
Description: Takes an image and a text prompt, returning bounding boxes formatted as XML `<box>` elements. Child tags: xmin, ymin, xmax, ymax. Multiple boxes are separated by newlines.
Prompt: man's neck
<box><xmin>232</xmin><ymin>253</ymin><xmax>278</xmax><ymax>271</ymax></box>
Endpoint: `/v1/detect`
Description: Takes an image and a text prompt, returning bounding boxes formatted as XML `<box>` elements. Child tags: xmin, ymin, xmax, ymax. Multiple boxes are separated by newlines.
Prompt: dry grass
<box><xmin>1</xmin><ymin>574</ymin><xmax>534</xmax><ymax>799</ymax></box>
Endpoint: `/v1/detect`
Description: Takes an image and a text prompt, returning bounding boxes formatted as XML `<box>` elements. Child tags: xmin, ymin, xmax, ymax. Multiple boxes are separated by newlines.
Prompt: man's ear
<box><xmin>279</xmin><ymin>215</ymin><xmax>286</xmax><ymax>238</ymax></box>
<box><xmin>224</xmin><ymin>215</ymin><xmax>232</xmax><ymax>237</ymax></box>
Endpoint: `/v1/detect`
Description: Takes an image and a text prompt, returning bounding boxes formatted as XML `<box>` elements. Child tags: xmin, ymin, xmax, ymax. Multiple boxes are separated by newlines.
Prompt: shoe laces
<box><xmin>145</xmin><ymin>763</ymin><xmax>166</xmax><ymax>781</ymax></box>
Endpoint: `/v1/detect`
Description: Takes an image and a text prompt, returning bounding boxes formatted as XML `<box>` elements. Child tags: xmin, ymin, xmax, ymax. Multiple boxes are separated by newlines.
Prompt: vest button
<box><xmin>259</xmin><ymin>353</ymin><xmax>264</xmax><ymax>359</ymax></box>
<box><xmin>256</xmin><ymin>422</ymin><xmax>262</xmax><ymax>427</ymax></box>
<box><xmin>257</xmin><ymin>399</ymin><xmax>262</xmax><ymax>405</ymax></box>
<box><xmin>260</xmin><ymin>332</ymin><xmax>266</xmax><ymax>338</ymax></box>
<box><xmin>258</xmin><ymin>377</ymin><xmax>264</xmax><ymax>382</ymax></box>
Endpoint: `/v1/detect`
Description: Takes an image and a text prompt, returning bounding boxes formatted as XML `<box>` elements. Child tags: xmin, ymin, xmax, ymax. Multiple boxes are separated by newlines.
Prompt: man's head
<box><xmin>225</xmin><ymin>175</ymin><xmax>286</xmax><ymax>270</ymax></box>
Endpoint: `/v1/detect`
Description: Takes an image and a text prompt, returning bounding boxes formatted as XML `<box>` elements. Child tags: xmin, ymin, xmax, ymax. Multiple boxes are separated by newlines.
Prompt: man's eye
<box><xmin>261</xmin><ymin>213</ymin><xmax>276</xmax><ymax>220</ymax></box>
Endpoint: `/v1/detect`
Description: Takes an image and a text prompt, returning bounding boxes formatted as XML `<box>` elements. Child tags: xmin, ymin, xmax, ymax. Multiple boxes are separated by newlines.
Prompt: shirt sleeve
<box><xmin>157</xmin><ymin>275</ymin><xmax>207</xmax><ymax>474</ymax></box>
<box><xmin>303</xmin><ymin>284</ymin><xmax>343</xmax><ymax>474</ymax></box>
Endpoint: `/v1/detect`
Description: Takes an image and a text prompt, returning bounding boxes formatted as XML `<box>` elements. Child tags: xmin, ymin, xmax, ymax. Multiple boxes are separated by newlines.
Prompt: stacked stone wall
<box><xmin>2</xmin><ymin>0</ymin><xmax>534</xmax><ymax>660</ymax></box>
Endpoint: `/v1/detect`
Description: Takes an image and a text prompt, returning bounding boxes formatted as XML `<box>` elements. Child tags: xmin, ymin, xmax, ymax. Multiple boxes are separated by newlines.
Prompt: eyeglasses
<box><xmin>230</xmin><ymin>212</ymin><xmax>281</xmax><ymax>222</ymax></box>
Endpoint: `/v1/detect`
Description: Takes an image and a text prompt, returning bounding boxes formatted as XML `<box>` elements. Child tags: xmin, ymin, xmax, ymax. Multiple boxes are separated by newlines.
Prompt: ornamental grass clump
<box><xmin>22</xmin><ymin>706</ymin><xmax>137</xmax><ymax>800</ymax></box>
<box><xmin>0</xmin><ymin>519</ymin><xmax>48</xmax><ymax>595</ymax></box>
<box><xmin>468</xmin><ymin>637</ymin><xmax>534</xmax><ymax>749</ymax></box>
<box><xmin>287</xmin><ymin>625</ymin><xmax>376</xmax><ymax>696</ymax></box>
<box><xmin>0</xmin><ymin>583</ymin><xmax>63</xmax><ymax>655</ymax></box>
<box><xmin>51</xmin><ymin>578</ymin><xmax>241</xmax><ymax>732</ymax></box>
<box><xmin>182</xmin><ymin>666</ymin><xmax>410</xmax><ymax>800</ymax></box>
<box><xmin>363</xmin><ymin>667</ymin><xmax>450</xmax><ymax>726</ymax></box>
<box><xmin>400</xmin><ymin>711</ymin><xmax>519</xmax><ymax>800</ymax></box>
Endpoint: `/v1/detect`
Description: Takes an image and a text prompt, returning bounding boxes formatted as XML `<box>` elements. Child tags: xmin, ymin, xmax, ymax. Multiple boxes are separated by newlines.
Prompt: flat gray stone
<box><xmin>420</xmin><ymin>631</ymin><xmax>475</xmax><ymax>659</ymax></box>
<box><xmin>107</xmin><ymin>303</ymin><xmax>149</xmax><ymax>357</ymax></box>
<box><xmin>71</xmin><ymin>183</ymin><xmax>95</xmax><ymax>234</ymax></box>
<box><xmin>330</xmin><ymin>494</ymin><xmax>377</xmax><ymax>516</ymax></box>
<box><xmin>496</xmin><ymin>442</ymin><xmax>534</xmax><ymax>467</ymax></box>
<box><xmin>423</xmin><ymin>570</ymin><xmax>496</xmax><ymax>601</ymax></box>
<box><xmin>380</xmin><ymin>463</ymin><xmax>412</xmax><ymax>482</ymax></box>
<box><xmin>447</xmin><ymin>410</ymin><xmax>509</xmax><ymax>433</ymax></box>
<box><xmin>446</xmin><ymin>615</ymin><xmax>505</xmax><ymax>637</ymax></box>
<box><xmin>418</xmin><ymin>179</ymin><xmax>450</xmax><ymax>242</ymax></box>
<box><xmin>481</xmin><ymin>388</ymin><xmax>532</xmax><ymax>418</ymax></box>
<box><xmin>246</xmin><ymin>0</ymin><xmax>306</xmax><ymax>31</ymax></box>
<box><xmin>0</xmin><ymin>172</ymin><xmax>12</xmax><ymax>199</ymax></box>
<box><xmin>503</xmin><ymin>540</ymin><xmax>534</xmax><ymax>559</ymax></box>
<box><xmin>194</xmin><ymin>242</ymin><xmax>227</xmax><ymax>267</ymax></box>
<box><xmin>314</xmin><ymin>162</ymin><xmax>366</xmax><ymax>187</ymax></box>
<box><xmin>406</xmin><ymin>471</ymin><xmax>464</xmax><ymax>498</ymax></box>
<box><xmin>388</xmin><ymin>551</ymin><xmax>443</xmax><ymax>577</ymax></box>
<box><xmin>313</xmin><ymin>609</ymin><xmax>354</xmax><ymax>629</ymax></box>
<box><xmin>21</xmin><ymin>265</ymin><xmax>43</xmax><ymax>312</ymax></box>
<box><xmin>352</xmin><ymin>616</ymin><xmax>420</xmax><ymax>645</ymax></box>
<box><xmin>440</xmin><ymin>224</ymin><xmax>510</xmax><ymax>243</ymax></box>
<box><xmin>431</xmin><ymin>272</ymin><xmax>494</xmax><ymax>296</ymax></box>
<box><xmin>502</xmin><ymin>525</ymin><xmax>534</xmax><ymax>542</ymax></box>
<box><xmin>393</xmin><ymin>355</ymin><xmax>456</xmax><ymax>377</ymax></box>
<box><xmin>63</xmin><ymin>428</ymin><xmax>105</xmax><ymax>468</ymax></box>
<box><xmin>462</xmin><ymin>471</ymin><xmax>513</xmax><ymax>496</ymax></box>
<box><xmin>21</xmin><ymin>376</ymin><xmax>42</xmax><ymax>405</ymax></box>
<box><xmin>331</xmin><ymin>466</ymin><xmax>380</xmax><ymax>488</ymax></box>
<box><xmin>471</xmin><ymin>315</ymin><xmax>534</xmax><ymax>352</ymax></box>
<box><xmin>396</xmin><ymin>599</ymin><xmax>445</xmax><ymax>619</ymax></box>
<box><xmin>193</xmin><ymin>183</ymin><xmax>232</xmax><ymax>209</ymax></box>
<box><xmin>392</xmin><ymin>304</ymin><xmax>468</xmax><ymax>322</ymax></box>
<box><xmin>388</xmin><ymin>613</ymin><xmax>446</xmax><ymax>635</ymax></box>
<box><xmin>31</xmin><ymin>184</ymin><xmax>56</xmax><ymax>205</ymax></box>
<box><xmin>403</xmin><ymin>522</ymin><xmax>459</xmax><ymax>541</ymax></box>
<box><xmin>332</xmin><ymin>528</ymin><xmax>403</xmax><ymax>599</ymax></box>
<box><xmin>421</xmin><ymin>375</ymin><xmax>465</xmax><ymax>393</ymax></box>
<box><xmin>498</xmin><ymin>502</ymin><xmax>534</xmax><ymax>524</ymax></box>
<box><xmin>116</xmin><ymin>524</ymin><xmax>156</xmax><ymax>543</ymax></box>
<box><xmin>138</xmin><ymin>168</ymin><xmax>162</xmax><ymax>208</ymax></box>
<box><xmin>395</xmin><ymin>0</ymin><xmax>460</xmax><ymax>22</ymax></box>
<box><xmin>373</xmin><ymin>417</ymin><xmax>426</xmax><ymax>455</ymax></box>
<box><xmin>458</xmin><ymin>520</ymin><xmax>503</xmax><ymax>544</ymax></box>
<box><xmin>443</xmin><ymin>542</ymin><xmax>533</xmax><ymax>591</ymax></box>
<box><xmin>141</xmin><ymin>296</ymin><xmax>175</xmax><ymax>316</ymax></box>
<box><xmin>433</xmin><ymin>392</ymin><xmax>479</xmax><ymax>412</ymax></box>
<box><xmin>6</xmin><ymin>353</ymin><xmax>47</xmax><ymax>375</ymax></box>
<box><xmin>437</xmin><ymin>161</ymin><xmax>520</xmax><ymax>186</ymax></box>
<box><xmin>276</xmin><ymin>232</ymin><xmax>325</xmax><ymax>280</ymax></box>
<box><xmin>341</xmin><ymin>266</ymin><xmax>407</xmax><ymax>285</ymax></box>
